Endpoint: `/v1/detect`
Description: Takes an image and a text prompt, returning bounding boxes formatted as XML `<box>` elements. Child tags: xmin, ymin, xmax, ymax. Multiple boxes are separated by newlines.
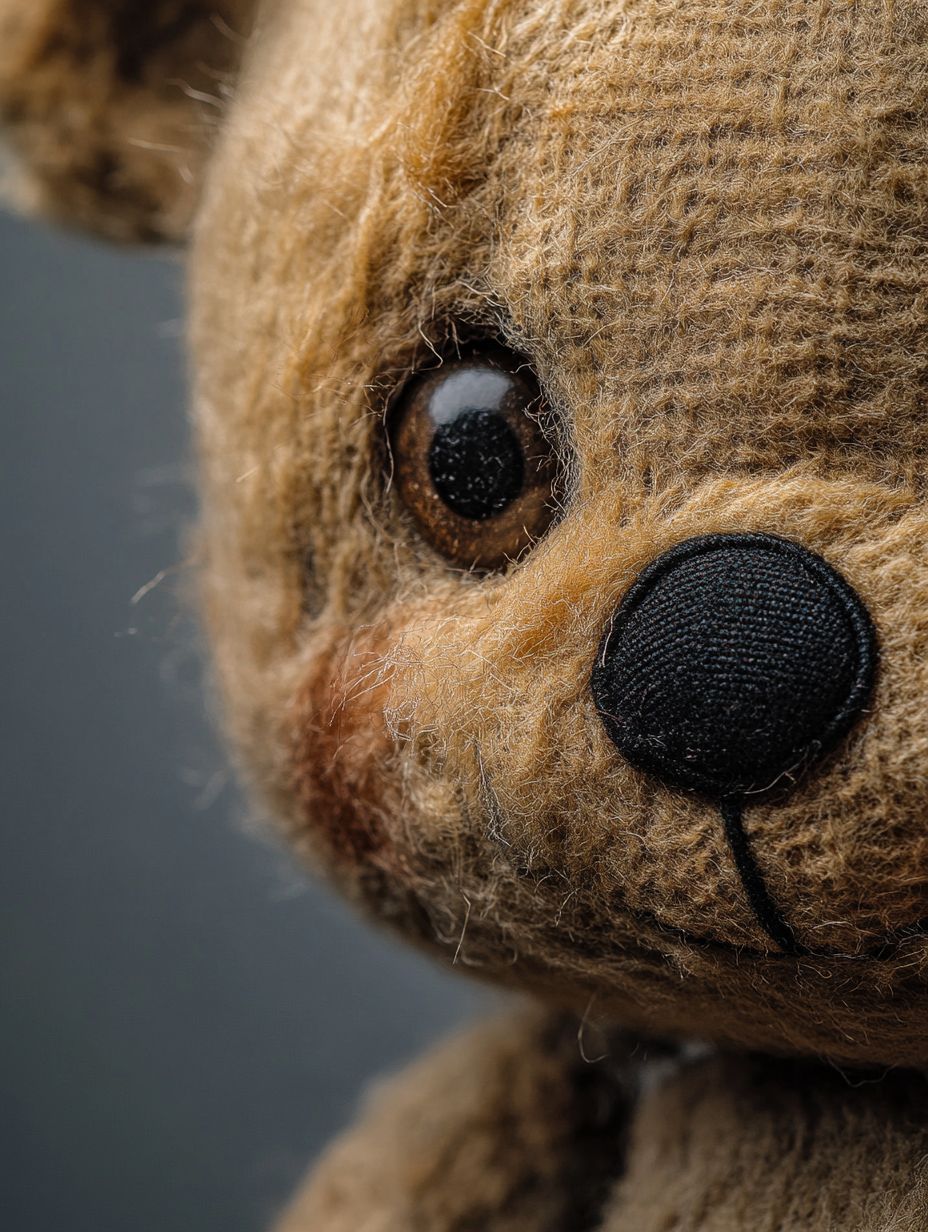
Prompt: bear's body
<box><xmin>4</xmin><ymin>1</ymin><xmax>928</xmax><ymax>1226</ymax></box>
<box><xmin>279</xmin><ymin>1010</ymin><xmax>928</xmax><ymax>1232</ymax></box>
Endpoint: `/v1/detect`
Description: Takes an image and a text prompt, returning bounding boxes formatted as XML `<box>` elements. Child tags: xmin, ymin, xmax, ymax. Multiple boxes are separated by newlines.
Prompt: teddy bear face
<box><xmin>191</xmin><ymin>0</ymin><xmax>928</xmax><ymax>1065</ymax></box>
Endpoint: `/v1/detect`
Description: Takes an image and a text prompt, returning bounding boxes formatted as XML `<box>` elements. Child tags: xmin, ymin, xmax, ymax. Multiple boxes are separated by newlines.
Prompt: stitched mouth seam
<box><xmin>629</xmin><ymin>894</ymin><xmax>928</xmax><ymax>964</ymax></box>
<box><xmin>720</xmin><ymin>795</ymin><xmax>806</xmax><ymax>956</ymax></box>
<box><xmin>503</xmin><ymin>841</ymin><xmax>928</xmax><ymax>965</ymax></box>
<box><xmin>488</xmin><ymin>817</ymin><xmax>928</xmax><ymax>964</ymax></box>
<box><xmin>477</xmin><ymin>758</ymin><xmax>926</xmax><ymax>963</ymax></box>
<box><xmin>715</xmin><ymin>796</ymin><xmax>928</xmax><ymax>961</ymax></box>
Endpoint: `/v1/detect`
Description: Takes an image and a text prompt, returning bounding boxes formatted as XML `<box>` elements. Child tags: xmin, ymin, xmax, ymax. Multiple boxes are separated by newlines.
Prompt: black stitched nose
<box><xmin>591</xmin><ymin>533</ymin><xmax>877</xmax><ymax>799</ymax></box>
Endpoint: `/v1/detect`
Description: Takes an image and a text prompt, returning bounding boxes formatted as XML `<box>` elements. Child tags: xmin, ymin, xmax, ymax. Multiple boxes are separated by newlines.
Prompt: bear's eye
<box><xmin>388</xmin><ymin>351</ymin><xmax>558</xmax><ymax>570</ymax></box>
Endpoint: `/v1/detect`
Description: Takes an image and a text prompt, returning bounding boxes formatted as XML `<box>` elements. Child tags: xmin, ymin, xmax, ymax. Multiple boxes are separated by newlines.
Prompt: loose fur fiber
<box><xmin>6</xmin><ymin>0</ymin><xmax>928</xmax><ymax>1227</ymax></box>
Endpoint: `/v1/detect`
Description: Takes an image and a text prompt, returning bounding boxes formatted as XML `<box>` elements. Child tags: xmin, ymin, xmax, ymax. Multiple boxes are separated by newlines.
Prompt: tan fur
<box><xmin>608</xmin><ymin>1050</ymin><xmax>928</xmax><ymax>1232</ymax></box>
<box><xmin>279</xmin><ymin>1007</ymin><xmax>928</xmax><ymax>1232</ymax></box>
<box><xmin>277</xmin><ymin>1007</ymin><xmax>635</xmax><ymax>1232</ymax></box>
<box><xmin>192</xmin><ymin>0</ymin><xmax>928</xmax><ymax>1065</ymax></box>
<box><xmin>0</xmin><ymin>1</ymin><xmax>254</xmax><ymax>240</ymax></box>
<box><xmin>6</xmin><ymin>0</ymin><xmax>928</xmax><ymax>1225</ymax></box>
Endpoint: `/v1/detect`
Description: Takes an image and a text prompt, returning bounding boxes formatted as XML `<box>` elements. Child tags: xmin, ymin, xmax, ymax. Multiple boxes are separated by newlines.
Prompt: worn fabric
<box><xmin>0</xmin><ymin>0</ymin><xmax>253</xmax><ymax>240</ymax></box>
<box><xmin>5</xmin><ymin>0</ymin><xmax>928</xmax><ymax>1226</ymax></box>
<box><xmin>194</xmin><ymin>0</ymin><xmax>928</xmax><ymax>1063</ymax></box>
<box><xmin>280</xmin><ymin>1008</ymin><xmax>928</xmax><ymax>1232</ymax></box>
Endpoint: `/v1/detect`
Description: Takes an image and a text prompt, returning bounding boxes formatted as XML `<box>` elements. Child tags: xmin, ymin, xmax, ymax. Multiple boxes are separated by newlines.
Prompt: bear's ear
<box><xmin>0</xmin><ymin>1</ymin><xmax>257</xmax><ymax>242</ymax></box>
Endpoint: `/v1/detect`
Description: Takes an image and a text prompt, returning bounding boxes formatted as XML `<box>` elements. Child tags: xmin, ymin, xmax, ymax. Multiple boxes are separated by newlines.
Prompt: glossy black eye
<box><xmin>428</xmin><ymin>409</ymin><xmax>524</xmax><ymax>519</ymax></box>
<box><xmin>389</xmin><ymin>351</ymin><xmax>558</xmax><ymax>570</ymax></box>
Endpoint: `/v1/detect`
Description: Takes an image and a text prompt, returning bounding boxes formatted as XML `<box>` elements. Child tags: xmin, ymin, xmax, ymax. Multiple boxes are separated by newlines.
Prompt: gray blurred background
<box><xmin>0</xmin><ymin>212</ymin><xmax>489</xmax><ymax>1231</ymax></box>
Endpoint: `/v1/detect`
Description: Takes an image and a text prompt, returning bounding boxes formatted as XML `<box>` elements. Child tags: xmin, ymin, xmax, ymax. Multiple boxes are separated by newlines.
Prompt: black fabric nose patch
<box><xmin>591</xmin><ymin>533</ymin><xmax>877</xmax><ymax>799</ymax></box>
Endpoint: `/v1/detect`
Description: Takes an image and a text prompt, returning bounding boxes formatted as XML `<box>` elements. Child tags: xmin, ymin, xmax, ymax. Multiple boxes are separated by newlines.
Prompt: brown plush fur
<box><xmin>0</xmin><ymin>1</ymin><xmax>253</xmax><ymax>240</ymax></box>
<box><xmin>5</xmin><ymin>0</ymin><xmax>928</xmax><ymax>1226</ymax></box>
<box><xmin>280</xmin><ymin>1006</ymin><xmax>928</xmax><ymax>1232</ymax></box>
<box><xmin>609</xmin><ymin>1048</ymin><xmax>928</xmax><ymax>1232</ymax></box>
<box><xmin>192</xmin><ymin>0</ymin><xmax>928</xmax><ymax>1067</ymax></box>
<box><xmin>278</xmin><ymin>1007</ymin><xmax>635</xmax><ymax>1232</ymax></box>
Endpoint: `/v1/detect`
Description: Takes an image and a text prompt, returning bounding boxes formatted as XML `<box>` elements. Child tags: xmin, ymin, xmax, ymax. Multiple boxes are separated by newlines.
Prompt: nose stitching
<box><xmin>591</xmin><ymin>532</ymin><xmax>877</xmax><ymax>798</ymax></box>
<box><xmin>590</xmin><ymin>531</ymin><xmax>878</xmax><ymax>954</ymax></box>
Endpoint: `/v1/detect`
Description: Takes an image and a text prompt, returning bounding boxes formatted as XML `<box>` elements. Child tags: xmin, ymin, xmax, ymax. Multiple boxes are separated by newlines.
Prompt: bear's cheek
<box><xmin>290</xmin><ymin>625</ymin><xmax>406</xmax><ymax>873</ymax></box>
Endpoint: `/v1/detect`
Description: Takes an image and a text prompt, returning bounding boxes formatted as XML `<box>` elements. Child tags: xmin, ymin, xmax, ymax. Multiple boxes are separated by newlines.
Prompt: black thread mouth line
<box><xmin>640</xmin><ymin>896</ymin><xmax>928</xmax><ymax>963</ymax></box>
<box><xmin>720</xmin><ymin>795</ymin><xmax>806</xmax><ymax>956</ymax></box>
<box><xmin>493</xmin><ymin>808</ymin><xmax>928</xmax><ymax>963</ymax></box>
<box><xmin>715</xmin><ymin>796</ymin><xmax>928</xmax><ymax>961</ymax></box>
<box><xmin>623</xmin><ymin>795</ymin><xmax>928</xmax><ymax>961</ymax></box>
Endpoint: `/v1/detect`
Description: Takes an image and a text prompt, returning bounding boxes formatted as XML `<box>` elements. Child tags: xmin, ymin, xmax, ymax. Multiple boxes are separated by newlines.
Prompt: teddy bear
<box><xmin>5</xmin><ymin>0</ymin><xmax>928</xmax><ymax>1227</ymax></box>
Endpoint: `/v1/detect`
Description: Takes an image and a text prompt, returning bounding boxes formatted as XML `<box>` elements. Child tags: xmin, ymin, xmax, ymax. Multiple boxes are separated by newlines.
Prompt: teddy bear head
<box><xmin>6</xmin><ymin>0</ymin><xmax>928</xmax><ymax>1067</ymax></box>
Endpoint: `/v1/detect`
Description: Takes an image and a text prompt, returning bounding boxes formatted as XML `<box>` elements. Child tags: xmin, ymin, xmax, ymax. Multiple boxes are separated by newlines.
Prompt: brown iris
<box><xmin>389</xmin><ymin>352</ymin><xmax>558</xmax><ymax>570</ymax></box>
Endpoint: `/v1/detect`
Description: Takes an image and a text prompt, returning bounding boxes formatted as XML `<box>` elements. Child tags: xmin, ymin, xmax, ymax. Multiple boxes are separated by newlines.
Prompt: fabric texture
<box><xmin>276</xmin><ymin>1008</ymin><xmax>635</xmax><ymax>1232</ymax></box>
<box><xmin>191</xmin><ymin>0</ymin><xmax>928</xmax><ymax>1058</ymax></box>
<box><xmin>279</xmin><ymin>1007</ymin><xmax>928</xmax><ymax>1232</ymax></box>
<box><xmin>0</xmin><ymin>0</ymin><xmax>254</xmax><ymax>240</ymax></box>
<box><xmin>590</xmin><ymin>532</ymin><xmax>877</xmax><ymax>798</ymax></box>
<box><xmin>590</xmin><ymin>531</ymin><xmax>879</xmax><ymax>955</ymax></box>
<box><xmin>6</xmin><ymin>0</ymin><xmax>928</xmax><ymax>1227</ymax></box>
